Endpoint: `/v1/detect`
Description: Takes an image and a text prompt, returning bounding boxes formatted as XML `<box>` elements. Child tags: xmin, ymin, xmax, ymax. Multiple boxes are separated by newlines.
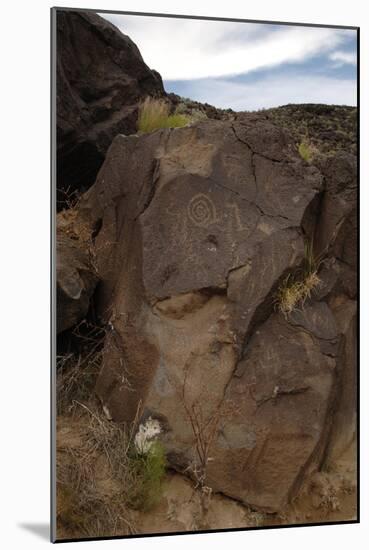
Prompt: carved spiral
<box><xmin>187</xmin><ymin>193</ymin><xmax>217</xmax><ymax>227</ymax></box>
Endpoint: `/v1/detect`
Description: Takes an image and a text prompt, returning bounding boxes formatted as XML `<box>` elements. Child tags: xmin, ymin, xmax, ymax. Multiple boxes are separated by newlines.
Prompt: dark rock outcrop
<box><xmin>56</xmin><ymin>209</ymin><xmax>98</xmax><ymax>333</ymax></box>
<box><xmin>313</xmin><ymin>152</ymin><xmax>357</xmax><ymax>470</ymax></box>
<box><xmin>55</xmin><ymin>113</ymin><xmax>357</xmax><ymax>512</ymax></box>
<box><xmin>56</xmin><ymin>84</ymin><xmax>358</xmax><ymax>512</ymax></box>
<box><xmin>56</xmin><ymin>11</ymin><xmax>165</xmax><ymax>202</ymax></box>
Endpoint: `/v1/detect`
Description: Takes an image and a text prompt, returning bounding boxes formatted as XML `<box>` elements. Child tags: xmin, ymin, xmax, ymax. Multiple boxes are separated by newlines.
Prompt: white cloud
<box><xmin>173</xmin><ymin>74</ymin><xmax>356</xmax><ymax>111</ymax></box>
<box><xmin>101</xmin><ymin>13</ymin><xmax>355</xmax><ymax>80</ymax></box>
<box><xmin>330</xmin><ymin>50</ymin><xmax>357</xmax><ymax>65</ymax></box>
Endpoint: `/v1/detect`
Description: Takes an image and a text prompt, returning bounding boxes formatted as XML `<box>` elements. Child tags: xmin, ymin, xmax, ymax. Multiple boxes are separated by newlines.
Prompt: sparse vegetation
<box><xmin>181</xmin><ymin>366</ymin><xmax>240</xmax><ymax>527</ymax></box>
<box><xmin>175</xmin><ymin>102</ymin><xmax>208</xmax><ymax>122</ymax></box>
<box><xmin>298</xmin><ymin>139</ymin><xmax>322</xmax><ymax>163</ymax></box>
<box><xmin>56</xmin><ymin>321</ymin><xmax>105</xmax><ymax>415</ymax></box>
<box><xmin>275</xmin><ymin>239</ymin><xmax>321</xmax><ymax>317</ymax></box>
<box><xmin>57</xmin><ymin>401</ymin><xmax>166</xmax><ymax>539</ymax></box>
<box><xmin>181</xmin><ymin>396</ymin><xmax>239</xmax><ymax>493</ymax></box>
<box><xmin>266</xmin><ymin>104</ymin><xmax>357</xmax><ymax>157</ymax></box>
<box><xmin>128</xmin><ymin>440</ymin><xmax>166</xmax><ymax>511</ymax></box>
<box><xmin>56</xmin><ymin>323</ymin><xmax>166</xmax><ymax>538</ymax></box>
<box><xmin>137</xmin><ymin>97</ymin><xmax>189</xmax><ymax>133</ymax></box>
<box><xmin>57</xmin><ymin>184</ymin><xmax>82</xmax><ymax>211</ymax></box>
<box><xmin>275</xmin><ymin>275</ymin><xmax>306</xmax><ymax>317</ymax></box>
<box><xmin>298</xmin><ymin>140</ymin><xmax>313</xmax><ymax>162</ymax></box>
<box><xmin>57</xmin><ymin>402</ymin><xmax>137</xmax><ymax>538</ymax></box>
<box><xmin>302</xmin><ymin>238</ymin><xmax>321</xmax><ymax>286</ymax></box>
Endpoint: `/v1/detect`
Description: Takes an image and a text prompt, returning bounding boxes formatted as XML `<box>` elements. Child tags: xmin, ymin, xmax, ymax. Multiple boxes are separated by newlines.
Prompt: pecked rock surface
<box><xmin>57</xmin><ymin>105</ymin><xmax>356</xmax><ymax>512</ymax></box>
<box><xmin>56</xmin><ymin>11</ymin><xmax>165</xmax><ymax>200</ymax></box>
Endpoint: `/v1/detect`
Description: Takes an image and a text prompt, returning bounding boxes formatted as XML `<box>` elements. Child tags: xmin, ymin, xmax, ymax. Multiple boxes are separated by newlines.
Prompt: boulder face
<box><xmin>313</xmin><ymin>152</ymin><xmax>357</xmax><ymax>470</ymax></box>
<box><xmin>56</xmin><ymin>11</ymin><xmax>165</xmax><ymax>201</ymax></box>
<box><xmin>58</xmin><ymin>113</ymin><xmax>358</xmax><ymax>512</ymax></box>
<box><xmin>57</xmin><ymin>111</ymin><xmax>357</xmax><ymax>512</ymax></box>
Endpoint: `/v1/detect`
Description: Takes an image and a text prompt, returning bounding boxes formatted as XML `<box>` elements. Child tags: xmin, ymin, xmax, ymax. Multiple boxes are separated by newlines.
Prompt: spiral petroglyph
<box><xmin>187</xmin><ymin>193</ymin><xmax>217</xmax><ymax>227</ymax></box>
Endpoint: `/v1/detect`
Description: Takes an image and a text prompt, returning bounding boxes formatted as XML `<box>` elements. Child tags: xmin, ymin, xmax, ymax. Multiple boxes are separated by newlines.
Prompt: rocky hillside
<box><xmin>55</xmin><ymin>11</ymin><xmax>357</xmax><ymax>539</ymax></box>
<box><xmin>265</xmin><ymin>103</ymin><xmax>357</xmax><ymax>156</ymax></box>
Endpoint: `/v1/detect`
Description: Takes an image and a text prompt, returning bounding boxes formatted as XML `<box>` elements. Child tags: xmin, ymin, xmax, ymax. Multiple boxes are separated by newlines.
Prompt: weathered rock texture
<box><xmin>56</xmin><ymin>11</ymin><xmax>165</xmax><ymax>199</ymax></box>
<box><xmin>314</xmin><ymin>152</ymin><xmax>357</xmax><ymax>469</ymax></box>
<box><xmin>56</xmin><ymin>209</ymin><xmax>98</xmax><ymax>333</ymax></box>
<box><xmin>56</xmin><ymin>113</ymin><xmax>357</xmax><ymax>512</ymax></box>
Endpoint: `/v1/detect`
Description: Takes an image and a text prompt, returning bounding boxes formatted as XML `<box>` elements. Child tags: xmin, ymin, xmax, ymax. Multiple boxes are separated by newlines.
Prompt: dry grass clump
<box><xmin>56</xmin><ymin>321</ymin><xmax>105</xmax><ymax>415</ymax></box>
<box><xmin>303</xmin><ymin>271</ymin><xmax>321</xmax><ymax>298</ymax></box>
<box><xmin>137</xmin><ymin>97</ymin><xmax>189</xmax><ymax>133</ymax></box>
<box><xmin>275</xmin><ymin>275</ymin><xmax>306</xmax><ymax>317</ymax></box>
<box><xmin>275</xmin><ymin>240</ymin><xmax>321</xmax><ymax>317</ymax></box>
<box><xmin>56</xmin><ymin>402</ymin><xmax>137</xmax><ymax>538</ymax></box>
<box><xmin>56</xmin><ymin>402</ymin><xmax>166</xmax><ymax>539</ymax></box>
<box><xmin>56</xmin><ymin>321</ymin><xmax>166</xmax><ymax>538</ymax></box>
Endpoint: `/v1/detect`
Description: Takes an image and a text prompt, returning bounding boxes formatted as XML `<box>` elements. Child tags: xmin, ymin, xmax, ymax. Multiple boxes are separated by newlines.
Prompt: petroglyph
<box><xmin>226</xmin><ymin>202</ymin><xmax>250</xmax><ymax>232</ymax></box>
<box><xmin>187</xmin><ymin>193</ymin><xmax>218</xmax><ymax>227</ymax></box>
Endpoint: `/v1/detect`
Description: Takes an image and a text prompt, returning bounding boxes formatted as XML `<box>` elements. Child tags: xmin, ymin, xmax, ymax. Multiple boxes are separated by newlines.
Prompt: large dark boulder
<box><xmin>56</xmin><ymin>10</ymin><xmax>165</xmax><ymax>201</ymax></box>
<box><xmin>58</xmin><ymin>115</ymin><xmax>357</xmax><ymax>511</ymax></box>
<box><xmin>56</xmin><ymin>106</ymin><xmax>357</xmax><ymax>512</ymax></box>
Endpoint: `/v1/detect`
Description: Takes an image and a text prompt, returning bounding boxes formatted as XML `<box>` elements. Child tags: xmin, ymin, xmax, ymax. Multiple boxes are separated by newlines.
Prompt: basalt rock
<box><xmin>56</xmin><ymin>209</ymin><xmax>98</xmax><ymax>334</ymax></box>
<box><xmin>56</xmin><ymin>11</ymin><xmax>165</xmax><ymax>202</ymax></box>
<box><xmin>314</xmin><ymin>152</ymin><xmax>357</xmax><ymax>473</ymax></box>
<box><xmin>57</xmin><ymin>109</ymin><xmax>356</xmax><ymax>511</ymax></box>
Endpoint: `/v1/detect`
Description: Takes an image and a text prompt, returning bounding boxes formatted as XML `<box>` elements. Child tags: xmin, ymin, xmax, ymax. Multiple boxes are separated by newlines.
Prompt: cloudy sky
<box><xmin>101</xmin><ymin>13</ymin><xmax>357</xmax><ymax>111</ymax></box>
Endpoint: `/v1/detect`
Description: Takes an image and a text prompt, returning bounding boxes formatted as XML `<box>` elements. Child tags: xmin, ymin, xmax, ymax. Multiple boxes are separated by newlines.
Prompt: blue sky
<box><xmin>101</xmin><ymin>13</ymin><xmax>357</xmax><ymax>111</ymax></box>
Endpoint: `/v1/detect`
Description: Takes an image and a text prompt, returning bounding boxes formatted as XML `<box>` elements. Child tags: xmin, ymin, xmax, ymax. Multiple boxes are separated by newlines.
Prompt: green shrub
<box><xmin>128</xmin><ymin>441</ymin><xmax>166</xmax><ymax>511</ymax></box>
<box><xmin>298</xmin><ymin>141</ymin><xmax>313</xmax><ymax>162</ymax></box>
<box><xmin>166</xmin><ymin>113</ymin><xmax>190</xmax><ymax>128</ymax></box>
<box><xmin>298</xmin><ymin>140</ymin><xmax>321</xmax><ymax>163</ymax></box>
<box><xmin>137</xmin><ymin>97</ymin><xmax>189</xmax><ymax>133</ymax></box>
